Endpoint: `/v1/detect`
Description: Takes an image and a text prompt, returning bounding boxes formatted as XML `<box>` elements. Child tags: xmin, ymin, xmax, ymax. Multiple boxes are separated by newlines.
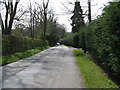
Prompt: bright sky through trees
<box><xmin>2</xmin><ymin>0</ymin><xmax>113</xmax><ymax>32</ymax></box>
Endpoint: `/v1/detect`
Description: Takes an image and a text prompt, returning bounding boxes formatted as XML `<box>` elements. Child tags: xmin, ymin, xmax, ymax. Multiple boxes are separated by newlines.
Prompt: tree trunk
<box><xmin>2</xmin><ymin>1</ymin><xmax>19</xmax><ymax>35</ymax></box>
<box><xmin>8</xmin><ymin>1</ymin><xmax>19</xmax><ymax>34</ymax></box>
<box><xmin>43</xmin><ymin>14</ymin><xmax>47</xmax><ymax>45</ymax></box>
<box><xmin>0</xmin><ymin>13</ymin><xmax>4</xmax><ymax>33</ymax></box>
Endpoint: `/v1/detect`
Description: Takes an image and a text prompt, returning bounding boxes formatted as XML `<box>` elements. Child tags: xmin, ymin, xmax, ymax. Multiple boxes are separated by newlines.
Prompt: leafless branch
<box><xmin>61</xmin><ymin>2</ymin><xmax>73</xmax><ymax>13</ymax></box>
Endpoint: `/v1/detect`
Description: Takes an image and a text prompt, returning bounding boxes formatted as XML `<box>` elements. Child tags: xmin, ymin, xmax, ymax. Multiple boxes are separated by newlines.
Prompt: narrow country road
<box><xmin>1</xmin><ymin>45</ymin><xmax>85</xmax><ymax>88</ymax></box>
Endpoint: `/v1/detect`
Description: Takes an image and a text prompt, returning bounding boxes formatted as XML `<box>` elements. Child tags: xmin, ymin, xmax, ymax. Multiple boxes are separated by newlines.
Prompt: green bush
<box><xmin>74</xmin><ymin>49</ymin><xmax>84</xmax><ymax>56</ymax></box>
<box><xmin>63</xmin><ymin>33</ymin><xmax>79</xmax><ymax>48</ymax></box>
<box><xmin>2</xmin><ymin>35</ymin><xmax>46</xmax><ymax>56</ymax></box>
<box><xmin>1</xmin><ymin>47</ymin><xmax>47</xmax><ymax>66</ymax></box>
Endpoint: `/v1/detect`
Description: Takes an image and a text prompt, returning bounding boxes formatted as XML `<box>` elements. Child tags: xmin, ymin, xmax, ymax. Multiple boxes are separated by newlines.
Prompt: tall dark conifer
<box><xmin>71</xmin><ymin>1</ymin><xmax>85</xmax><ymax>33</ymax></box>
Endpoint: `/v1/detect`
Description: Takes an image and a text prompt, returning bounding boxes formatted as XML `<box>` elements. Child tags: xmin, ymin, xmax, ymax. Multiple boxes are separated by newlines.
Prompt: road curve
<box><xmin>1</xmin><ymin>45</ymin><xmax>85</xmax><ymax>88</ymax></box>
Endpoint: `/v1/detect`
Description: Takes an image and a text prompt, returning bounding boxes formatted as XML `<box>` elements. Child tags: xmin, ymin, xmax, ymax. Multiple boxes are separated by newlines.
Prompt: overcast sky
<box><xmin>19</xmin><ymin>0</ymin><xmax>113</xmax><ymax>32</ymax></box>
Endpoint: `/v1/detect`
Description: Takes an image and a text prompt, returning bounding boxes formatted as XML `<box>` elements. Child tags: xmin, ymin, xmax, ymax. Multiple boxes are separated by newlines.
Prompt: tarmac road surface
<box><xmin>1</xmin><ymin>45</ymin><xmax>85</xmax><ymax>88</ymax></box>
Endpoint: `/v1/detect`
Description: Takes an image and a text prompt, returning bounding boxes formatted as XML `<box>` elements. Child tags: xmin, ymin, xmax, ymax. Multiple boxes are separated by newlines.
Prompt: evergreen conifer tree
<box><xmin>71</xmin><ymin>1</ymin><xmax>85</xmax><ymax>33</ymax></box>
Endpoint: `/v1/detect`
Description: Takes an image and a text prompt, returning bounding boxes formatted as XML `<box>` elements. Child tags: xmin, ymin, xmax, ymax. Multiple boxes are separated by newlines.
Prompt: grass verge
<box><xmin>64</xmin><ymin>45</ymin><xmax>74</xmax><ymax>48</ymax></box>
<box><xmin>74</xmin><ymin>49</ymin><xmax>118</xmax><ymax>88</ymax></box>
<box><xmin>0</xmin><ymin>46</ymin><xmax>50</xmax><ymax>66</ymax></box>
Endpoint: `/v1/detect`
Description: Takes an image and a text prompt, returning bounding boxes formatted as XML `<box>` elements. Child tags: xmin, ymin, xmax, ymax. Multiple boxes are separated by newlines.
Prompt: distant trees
<box><xmin>46</xmin><ymin>21</ymin><xmax>66</xmax><ymax>46</ymax></box>
<box><xmin>1</xmin><ymin>0</ymin><xmax>67</xmax><ymax>57</ymax></box>
<box><xmin>63</xmin><ymin>1</ymin><xmax>85</xmax><ymax>48</ymax></box>
<box><xmin>9</xmin><ymin>0</ymin><xmax>66</xmax><ymax>46</ymax></box>
<box><xmin>71</xmin><ymin>1</ymin><xmax>85</xmax><ymax>33</ymax></box>
<box><xmin>62</xmin><ymin>33</ymin><xmax>79</xmax><ymax>47</ymax></box>
<box><xmin>0</xmin><ymin>0</ymin><xmax>20</xmax><ymax>35</ymax></box>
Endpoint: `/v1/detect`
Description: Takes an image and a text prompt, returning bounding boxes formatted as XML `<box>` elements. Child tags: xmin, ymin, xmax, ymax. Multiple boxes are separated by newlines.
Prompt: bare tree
<box><xmin>14</xmin><ymin>7</ymin><xmax>28</xmax><ymax>21</ymax></box>
<box><xmin>29</xmin><ymin>0</ymin><xmax>33</xmax><ymax>38</ymax></box>
<box><xmin>0</xmin><ymin>2</ymin><xmax>5</xmax><ymax>31</ymax></box>
<box><xmin>34</xmin><ymin>0</ymin><xmax>50</xmax><ymax>44</ymax></box>
<box><xmin>28</xmin><ymin>0</ymin><xmax>38</xmax><ymax>38</ymax></box>
<box><xmin>0</xmin><ymin>0</ymin><xmax>20</xmax><ymax>35</ymax></box>
<box><xmin>42</xmin><ymin>0</ymin><xmax>50</xmax><ymax>45</ymax></box>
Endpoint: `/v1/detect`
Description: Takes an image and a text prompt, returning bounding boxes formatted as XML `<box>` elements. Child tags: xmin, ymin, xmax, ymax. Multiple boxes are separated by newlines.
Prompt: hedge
<box><xmin>2</xmin><ymin>35</ymin><xmax>47</xmax><ymax>56</ymax></box>
<box><xmin>79</xmin><ymin>2</ymin><xmax>120</xmax><ymax>76</ymax></box>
